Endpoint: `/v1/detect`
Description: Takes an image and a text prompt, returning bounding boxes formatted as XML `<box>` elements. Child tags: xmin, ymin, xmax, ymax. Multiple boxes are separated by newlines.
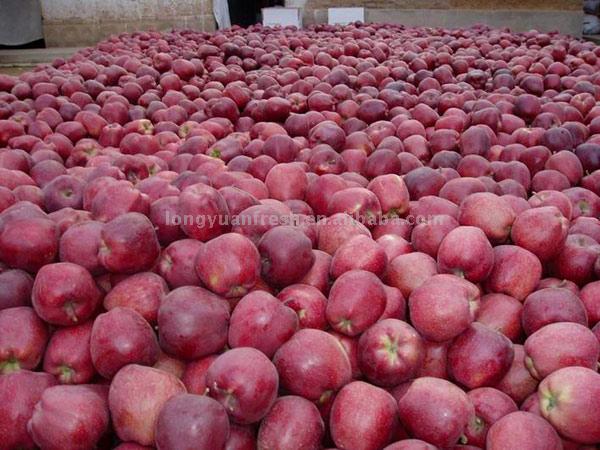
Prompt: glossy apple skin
<box><xmin>494</xmin><ymin>344</ymin><xmax>539</xmax><ymax>404</ymax></box>
<box><xmin>458</xmin><ymin>192</ymin><xmax>515</xmax><ymax>243</ymax></box>
<box><xmin>258</xmin><ymin>225</ymin><xmax>315</xmax><ymax>288</ymax></box>
<box><xmin>437</xmin><ymin>225</ymin><xmax>494</xmax><ymax>283</ymax></box>
<box><xmin>524</xmin><ymin>322</ymin><xmax>599</xmax><ymax>380</ymax></box>
<box><xmin>90</xmin><ymin>307</ymin><xmax>160</xmax><ymax>379</ymax></box>
<box><xmin>108</xmin><ymin>364</ymin><xmax>186</xmax><ymax>446</ymax></box>
<box><xmin>28</xmin><ymin>384</ymin><xmax>110</xmax><ymax>450</ymax></box>
<box><xmin>157</xmin><ymin>239</ymin><xmax>203</xmax><ymax>288</ymax></box>
<box><xmin>273</xmin><ymin>329</ymin><xmax>352</xmax><ymax>402</ymax></box>
<box><xmin>448</xmin><ymin>323</ymin><xmax>514</xmax><ymax>389</ymax></box>
<box><xmin>475</xmin><ymin>293</ymin><xmax>523</xmax><ymax>342</ymax></box>
<box><xmin>521</xmin><ymin>287</ymin><xmax>588</xmax><ymax>335</ymax></box>
<box><xmin>397</xmin><ymin>377</ymin><xmax>474</xmax><ymax>448</ymax></box>
<box><xmin>155</xmin><ymin>393</ymin><xmax>230</xmax><ymax>450</ymax></box>
<box><xmin>463</xmin><ymin>387</ymin><xmax>518</xmax><ymax>447</ymax></box>
<box><xmin>32</xmin><ymin>262</ymin><xmax>102</xmax><ymax>326</ymax></box>
<box><xmin>330</xmin><ymin>381</ymin><xmax>399</xmax><ymax>450</ymax></box>
<box><xmin>158</xmin><ymin>286</ymin><xmax>230</xmax><ymax>360</ymax></box>
<box><xmin>326</xmin><ymin>269</ymin><xmax>387</xmax><ymax>336</ymax></box>
<box><xmin>0</xmin><ymin>269</ymin><xmax>33</xmax><ymax>310</ymax></box>
<box><xmin>195</xmin><ymin>232</ymin><xmax>260</xmax><ymax>298</ymax></box>
<box><xmin>0</xmin><ymin>306</ymin><xmax>48</xmax><ymax>374</ymax></box>
<box><xmin>386</xmin><ymin>252</ymin><xmax>438</xmax><ymax>298</ymax></box>
<box><xmin>485</xmin><ymin>245</ymin><xmax>542</xmax><ymax>301</ymax></box>
<box><xmin>0</xmin><ymin>370</ymin><xmax>57</xmax><ymax>449</ymax></box>
<box><xmin>486</xmin><ymin>411</ymin><xmax>562</xmax><ymax>450</ymax></box>
<box><xmin>98</xmin><ymin>212</ymin><xmax>160</xmax><ymax>274</ymax></box>
<box><xmin>43</xmin><ymin>320</ymin><xmax>95</xmax><ymax>384</ymax></box>
<box><xmin>258</xmin><ymin>395</ymin><xmax>325</xmax><ymax>450</ymax></box>
<box><xmin>358</xmin><ymin>318</ymin><xmax>424</xmax><ymax>387</ymax></box>
<box><xmin>330</xmin><ymin>234</ymin><xmax>388</xmax><ymax>278</ymax></box>
<box><xmin>206</xmin><ymin>347</ymin><xmax>279</xmax><ymax>425</ymax></box>
<box><xmin>408</xmin><ymin>274</ymin><xmax>478</xmax><ymax>342</ymax></box>
<box><xmin>538</xmin><ymin>367</ymin><xmax>600</xmax><ymax>444</ymax></box>
<box><xmin>178</xmin><ymin>183</ymin><xmax>230</xmax><ymax>241</ymax></box>
<box><xmin>277</xmin><ymin>283</ymin><xmax>328</xmax><ymax>329</ymax></box>
<box><xmin>228</xmin><ymin>290</ymin><xmax>298</xmax><ymax>358</ymax></box>
<box><xmin>103</xmin><ymin>272</ymin><xmax>168</xmax><ymax>324</ymax></box>
<box><xmin>510</xmin><ymin>206</ymin><xmax>569</xmax><ymax>261</ymax></box>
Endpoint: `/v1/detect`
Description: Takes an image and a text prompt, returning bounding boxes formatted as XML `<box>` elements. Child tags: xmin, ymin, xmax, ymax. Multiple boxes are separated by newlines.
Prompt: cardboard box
<box><xmin>328</xmin><ymin>7</ymin><xmax>365</xmax><ymax>25</ymax></box>
<box><xmin>262</xmin><ymin>7</ymin><xmax>302</xmax><ymax>28</ymax></box>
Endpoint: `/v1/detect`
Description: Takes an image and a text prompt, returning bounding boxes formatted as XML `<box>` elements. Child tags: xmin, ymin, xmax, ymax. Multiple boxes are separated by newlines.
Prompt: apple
<box><xmin>206</xmin><ymin>347</ymin><xmax>279</xmax><ymax>424</ymax></box>
<box><xmin>463</xmin><ymin>387</ymin><xmax>518</xmax><ymax>447</ymax></box>
<box><xmin>458</xmin><ymin>193</ymin><xmax>515</xmax><ymax>243</ymax></box>
<box><xmin>178</xmin><ymin>183</ymin><xmax>231</xmax><ymax>241</ymax></box>
<box><xmin>157</xmin><ymin>239</ymin><xmax>203</xmax><ymax>288</ymax></box>
<box><xmin>265</xmin><ymin>162</ymin><xmax>308</xmax><ymax>201</ymax></box>
<box><xmin>386</xmin><ymin>252</ymin><xmax>438</xmax><ymax>298</ymax></box>
<box><xmin>0</xmin><ymin>370</ymin><xmax>57</xmax><ymax>449</ymax></box>
<box><xmin>317</xmin><ymin>213</ymin><xmax>371</xmax><ymax>255</ymax></box>
<box><xmin>524</xmin><ymin>322</ymin><xmax>599</xmax><ymax>379</ymax></box>
<box><xmin>59</xmin><ymin>220</ymin><xmax>104</xmax><ymax>274</ymax></box>
<box><xmin>448</xmin><ymin>323</ymin><xmax>514</xmax><ymax>389</ymax></box>
<box><xmin>273</xmin><ymin>329</ymin><xmax>352</xmax><ymax>403</ymax></box>
<box><xmin>158</xmin><ymin>286</ymin><xmax>230</xmax><ymax>360</ymax></box>
<box><xmin>522</xmin><ymin>287</ymin><xmax>588</xmax><ymax>335</ymax></box>
<box><xmin>0</xmin><ymin>269</ymin><xmax>33</xmax><ymax>310</ymax></box>
<box><xmin>103</xmin><ymin>272</ymin><xmax>168</xmax><ymax>324</ymax></box>
<box><xmin>28</xmin><ymin>384</ymin><xmax>109</xmax><ymax>450</ymax></box>
<box><xmin>485</xmin><ymin>245</ymin><xmax>542</xmax><ymax>301</ymax></box>
<box><xmin>229</xmin><ymin>290</ymin><xmax>298</xmax><ymax>358</ymax></box>
<box><xmin>257</xmin><ymin>396</ymin><xmax>325</xmax><ymax>450</ymax></box>
<box><xmin>408</xmin><ymin>274</ymin><xmax>478</xmax><ymax>342</ymax></box>
<box><xmin>486</xmin><ymin>411</ymin><xmax>562</xmax><ymax>450</ymax></box>
<box><xmin>580</xmin><ymin>281</ymin><xmax>600</xmax><ymax>325</ymax></box>
<box><xmin>437</xmin><ymin>225</ymin><xmax>494</xmax><ymax>282</ymax></box>
<box><xmin>43</xmin><ymin>321</ymin><xmax>94</xmax><ymax>384</ymax></box>
<box><xmin>98</xmin><ymin>212</ymin><xmax>160</xmax><ymax>274</ymax></box>
<box><xmin>326</xmin><ymin>269</ymin><xmax>387</xmax><ymax>336</ymax></box>
<box><xmin>330</xmin><ymin>381</ymin><xmax>399</xmax><ymax>450</ymax></box>
<box><xmin>397</xmin><ymin>377</ymin><xmax>473</xmax><ymax>448</ymax></box>
<box><xmin>109</xmin><ymin>364</ymin><xmax>186</xmax><ymax>446</ymax></box>
<box><xmin>552</xmin><ymin>234</ymin><xmax>600</xmax><ymax>285</ymax></box>
<box><xmin>330</xmin><ymin>234</ymin><xmax>387</xmax><ymax>278</ymax></box>
<box><xmin>475</xmin><ymin>294</ymin><xmax>523</xmax><ymax>342</ymax></box>
<box><xmin>32</xmin><ymin>262</ymin><xmax>101</xmax><ymax>326</ymax></box>
<box><xmin>90</xmin><ymin>307</ymin><xmax>159</xmax><ymax>379</ymax></box>
<box><xmin>155</xmin><ymin>393</ymin><xmax>230</xmax><ymax>450</ymax></box>
<box><xmin>358</xmin><ymin>318</ymin><xmax>424</xmax><ymax>387</ymax></box>
<box><xmin>258</xmin><ymin>225</ymin><xmax>315</xmax><ymax>288</ymax></box>
<box><xmin>0</xmin><ymin>306</ymin><xmax>48</xmax><ymax>374</ymax></box>
<box><xmin>277</xmin><ymin>283</ymin><xmax>328</xmax><ymax>329</ymax></box>
<box><xmin>195</xmin><ymin>232</ymin><xmax>260</xmax><ymax>298</ymax></box>
<box><xmin>411</xmin><ymin>214</ymin><xmax>459</xmax><ymax>258</ymax></box>
<box><xmin>510</xmin><ymin>206</ymin><xmax>569</xmax><ymax>261</ymax></box>
<box><xmin>538</xmin><ymin>367</ymin><xmax>600</xmax><ymax>444</ymax></box>
<box><xmin>367</xmin><ymin>174</ymin><xmax>410</xmax><ymax>217</ymax></box>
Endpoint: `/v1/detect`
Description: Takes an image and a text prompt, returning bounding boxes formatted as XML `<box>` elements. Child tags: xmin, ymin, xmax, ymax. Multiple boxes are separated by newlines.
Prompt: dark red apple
<box><xmin>228</xmin><ymin>290</ymin><xmax>298</xmax><ymax>358</ymax></box>
<box><xmin>0</xmin><ymin>306</ymin><xmax>48</xmax><ymax>374</ymax></box>
<box><xmin>32</xmin><ymin>262</ymin><xmax>101</xmax><ymax>326</ymax></box>
<box><xmin>257</xmin><ymin>395</ymin><xmax>325</xmax><ymax>450</ymax></box>
<box><xmin>108</xmin><ymin>364</ymin><xmax>186</xmax><ymax>446</ymax></box>
<box><xmin>195</xmin><ymin>232</ymin><xmax>260</xmax><ymax>298</ymax></box>
<box><xmin>330</xmin><ymin>381</ymin><xmax>399</xmax><ymax>450</ymax></box>
<box><xmin>538</xmin><ymin>367</ymin><xmax>600</xmax><ymax>444</ymax></box>
<box><xmin>277</xmin><ymin>283</ymin><xmax>328</xmax><ymax>329</ymax></box>
<box><xmin>43</xmin><ymin>321</ymin><xmax>94</xmax><ymax>384</ymax></box>
<box><xmin>486</xmin><ymin>411</ymin><xmax>562</xmax><ymax>450</ymax></box>
<box><xmin>158</xmin><ymin>286</ymin><xmax>230</xmax><ymax>360</ymax></box>
<box><xmin>437</xmin><ymin>226</ymin><xmax>494</xmax><ymax>283</ymax></box>
<box><xmin>485</xmin><ymin>245</ymin><xmax>542</xmax><ymax>301</ymax></box>
<box><xmin>155</xmin><ymin>393</ymin><xmax>230</xmax><ymax>450</ymax></box>
<box><xmin>358</xmin><ymin>318</ymin><xmax>424</xmax><ymax>387</ymax></box>
<box><xmin>448</xmin><ymin>323</ymin><xmax>514</xmax><ymax>389</ymax></box>
<box><xmin>206</xmin><ymin>347</ymin><xmax>279</xmax><ymax>424</ymax></box>
<box><xmin>397</xmin><ymin>377</ymin><xmax>473</xmax><ymax>448</ymax></box>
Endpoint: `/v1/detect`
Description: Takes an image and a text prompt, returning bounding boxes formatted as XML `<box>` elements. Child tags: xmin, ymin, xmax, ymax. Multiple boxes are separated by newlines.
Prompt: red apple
<box><xmin>0</xmin><ymin>306</ymin><xmax>48</xmax><ymax>374</ymax></box>
<box><xmin>206</xmin><ymin>347</ymin><xmax>279</xmax><ymax>424</ymax></box>
<box><xmin>43</xmin><ymin>321</ymin><xmax>94</xmax><ymax>384</ymax></box>
<box><xmin>486</xmin><ymin>411</ymin><xmax>562</xmax><ymax>450</ymax></box>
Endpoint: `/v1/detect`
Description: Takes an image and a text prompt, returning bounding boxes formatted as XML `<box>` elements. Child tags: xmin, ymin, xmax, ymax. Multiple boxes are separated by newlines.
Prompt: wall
<box><xmin>294</xmin><ymin>0</ymin><xmax>583</xmax><ymax>36</ymax></box>
<box><xmin>40</xmin><ymin>0</ymin><xmax>215</xmax><ymax>47</ymax></box>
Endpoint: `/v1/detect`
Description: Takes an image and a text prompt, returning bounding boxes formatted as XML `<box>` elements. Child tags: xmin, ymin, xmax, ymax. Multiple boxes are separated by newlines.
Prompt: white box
<box><xmin>262</xmin><ymin>7</ymin><xmax>302</xmax><ymax>28</ymax></box>
<box><xmin>328</xmin><ymin>7</ymin><xmax>365</xmax><ymax>25</ymax></box>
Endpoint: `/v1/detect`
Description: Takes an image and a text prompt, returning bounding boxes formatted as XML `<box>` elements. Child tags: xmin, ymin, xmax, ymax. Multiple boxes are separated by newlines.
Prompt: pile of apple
<box><xmin>1</xmin><ymin>21</ymin><xmax>600</xmax><ymax>450</ymax></box>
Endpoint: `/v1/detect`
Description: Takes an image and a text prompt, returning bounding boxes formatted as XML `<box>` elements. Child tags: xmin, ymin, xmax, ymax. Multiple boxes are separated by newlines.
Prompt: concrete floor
<box><xmin>0</xmin><ymin>66</ymin><xmax>34</xmax><ymax>75</ymax></box>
